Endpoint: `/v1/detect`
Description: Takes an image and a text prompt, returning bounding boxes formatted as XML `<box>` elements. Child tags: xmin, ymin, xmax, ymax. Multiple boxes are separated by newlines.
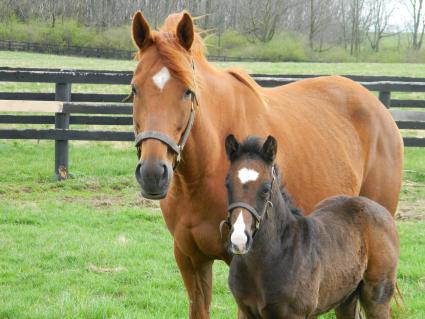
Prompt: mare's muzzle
<box><xmin>133</xmin><ymin>93</ymin><xmax>197</xmax><ymax>200</ymax></box>
<box><xmin>135</xmin><ymin>159</ymin><xmax>173</xmax><ymax>199</ymax></box>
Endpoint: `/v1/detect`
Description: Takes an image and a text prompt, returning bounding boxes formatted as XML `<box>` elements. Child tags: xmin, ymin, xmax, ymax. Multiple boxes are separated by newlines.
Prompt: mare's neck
<box><xmin>169</xmin><ymin>59</ymin><xmax>266</xmax><ymax>196</ymax></box>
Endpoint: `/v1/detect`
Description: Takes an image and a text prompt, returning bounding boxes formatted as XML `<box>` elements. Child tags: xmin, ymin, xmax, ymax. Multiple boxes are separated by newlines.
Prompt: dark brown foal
<box><xmin>223</xmin><ymin>135</ymin><xmax>400</xmax><ymax>319</ymax></box>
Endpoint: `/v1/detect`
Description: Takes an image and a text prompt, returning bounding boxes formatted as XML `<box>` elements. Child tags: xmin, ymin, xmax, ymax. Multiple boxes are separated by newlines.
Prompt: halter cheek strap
<box><xmin>134</xmin><ymin>95</ymin><xmax>197</xmax><ymax>167</ymax></box>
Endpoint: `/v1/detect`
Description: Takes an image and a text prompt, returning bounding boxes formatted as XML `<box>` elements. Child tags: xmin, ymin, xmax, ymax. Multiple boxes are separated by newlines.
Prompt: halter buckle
<box><xmin>176</xmin><ymin>145</ymin><xmax>183</xmax><ymax>163</ymax></box>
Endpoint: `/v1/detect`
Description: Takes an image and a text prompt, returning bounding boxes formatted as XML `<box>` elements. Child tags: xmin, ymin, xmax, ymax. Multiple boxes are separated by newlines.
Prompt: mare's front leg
<box><xmin>174</xmin><ymin>242</ymin><xmax>213</xmax><ymax>319</ymax></box>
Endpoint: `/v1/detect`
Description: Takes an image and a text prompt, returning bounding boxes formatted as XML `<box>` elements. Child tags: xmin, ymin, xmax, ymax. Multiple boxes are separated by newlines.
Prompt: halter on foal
<box><xmin>224</xmin><ymin>135</ymin><xmax>400</xmax><ymax>319</ymax></box>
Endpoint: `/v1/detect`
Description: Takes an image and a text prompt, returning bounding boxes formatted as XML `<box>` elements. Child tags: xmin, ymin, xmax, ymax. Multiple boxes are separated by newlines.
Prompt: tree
<box><xmin>366</xmin><ymin>0</ymin><xmax>395</xmax><ymax>52</ymax></box>
<box><xmin>307</xmin><ymin>0</ymin><xmax>334</xmax><ymax>50</ymax></box>
<box><xmin>406</xmin><ymin>0</ymin><xmax>425</xmax><ymax>50</ymax></box>
<box><xmin>239</xmin><ymin>0</ymin><xmax>288</xmax><ymax>42</ymax></box>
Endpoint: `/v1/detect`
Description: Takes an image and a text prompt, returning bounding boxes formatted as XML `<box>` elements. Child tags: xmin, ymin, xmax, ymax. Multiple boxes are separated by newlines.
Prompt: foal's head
<box><xmin>130</xmin><ymin>11</ymin><xmax>203</xmax><ymax>199</ymax></box>
<box><xmin>224</xmin><ymin>134</ymin><xmax>278</xmax><ymax>255</ymax></box>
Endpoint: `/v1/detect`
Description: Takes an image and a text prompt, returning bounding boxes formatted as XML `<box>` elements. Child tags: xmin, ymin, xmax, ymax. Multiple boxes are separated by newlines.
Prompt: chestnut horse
<box><xmin>129</xmin><ymin>11</ymin><xmax>403</xmax><ymax>318</ymax></box>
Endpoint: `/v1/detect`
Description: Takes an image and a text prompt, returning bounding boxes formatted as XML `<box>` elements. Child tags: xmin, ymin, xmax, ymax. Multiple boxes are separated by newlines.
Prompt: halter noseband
<box><xmin>221</xmin><ymin>166</ymin><xmax>276</xmax><ymax>238</ymax></box>
<box><xmin>133</xmin><ymin>59</ymin><xmax>199</xmax><ymax>170</ymax></box>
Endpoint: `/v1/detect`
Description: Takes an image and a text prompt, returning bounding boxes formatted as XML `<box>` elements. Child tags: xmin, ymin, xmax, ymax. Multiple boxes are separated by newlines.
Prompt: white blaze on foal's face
<box><xmin>152</xmin><ymin>67</ymin><xmax>170</xmax><ymax>91</ymax></box>
<box><xmin>238</xmin><ymin>167</ymin><xmax>259</xmax><ymax>184</ymax></box>
<box><xmin>230</xmin><ymin>211</ymin><xmax>247</xmax><ymax>251</ymax></box>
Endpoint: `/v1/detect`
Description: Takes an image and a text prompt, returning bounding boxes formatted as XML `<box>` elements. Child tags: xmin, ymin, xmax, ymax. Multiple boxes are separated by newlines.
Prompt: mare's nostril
<box><xmin>135</xmin><ymin>161</ymin><xmax>143</xmax><ymax>186</ymax></box>
<box><xmin>161</xmin><ymin>164</ymin><xmax>168</xmax><ymax>179</ymax></box>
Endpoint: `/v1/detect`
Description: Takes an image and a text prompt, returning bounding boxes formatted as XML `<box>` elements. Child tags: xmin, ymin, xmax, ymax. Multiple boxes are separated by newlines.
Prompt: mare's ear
<box><xmin>176</xmin><ymin>12</ymin><xmax>194</xmax><ymax>51</ymax></box>
<box><xmin>132</xmin><ymin>11</ymin><xmax>153</xmax><ymax>50</ymax></box>
<box><xmin>261</xmin><ymin>135</ymin><xmax>277</xmax><ymax>163</ymax></box>
<box><xmin>225</xmin><ymin>134</ymin><xmax>240</xmax><ymax>161</ymax></box>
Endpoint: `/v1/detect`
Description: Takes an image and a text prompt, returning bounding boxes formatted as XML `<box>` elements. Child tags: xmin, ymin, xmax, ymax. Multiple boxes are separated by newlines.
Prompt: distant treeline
<box><xmin>1</xmin><ymin>0</ymin><xmax>424</xmax><ymax>63</ymax></box>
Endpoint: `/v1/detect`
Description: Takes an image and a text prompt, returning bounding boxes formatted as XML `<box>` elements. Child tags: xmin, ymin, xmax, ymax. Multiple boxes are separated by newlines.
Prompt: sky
<box><xmin>390</xmin><ymin>1</ymin><xmax>412</xmax><ymax>30</ymax></box>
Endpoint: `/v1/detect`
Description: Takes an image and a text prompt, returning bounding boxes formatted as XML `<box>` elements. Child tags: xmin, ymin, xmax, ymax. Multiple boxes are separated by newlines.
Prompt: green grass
<box><xmin>2</xmin><ymin>50</ymin><xmax>425</xmax><ymax>76</ymax></box>
<box><xmin>0</xmin><ymin>140</ymin><xmax>424</xmax><ymax>318</ymax></box>
<box><xmin>1</xmin><ymin>50</ymin><xmax>425</xmax><ymax>103</ymax></box>
<box><xmin>0</xmin><ymin>140</ymin><xmax>235</xmax><ymax>318</ymax></box>
<box><xmin>1</xmin><ymin>51</ymin><xmax>425</xmax><ymax>317</ymax></box>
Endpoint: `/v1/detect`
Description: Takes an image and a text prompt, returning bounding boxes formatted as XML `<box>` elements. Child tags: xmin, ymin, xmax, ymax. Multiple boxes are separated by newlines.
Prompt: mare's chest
<box><xmin>160</xmin><ymin>184</ymin><xmax>229</xmax><ymax>259</ymax></box>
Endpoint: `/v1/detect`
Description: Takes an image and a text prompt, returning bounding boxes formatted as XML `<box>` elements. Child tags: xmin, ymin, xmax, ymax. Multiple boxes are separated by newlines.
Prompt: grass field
<box><xmin>1</xmin><ymin>50</ymin><xmax>424</xmax><ymax>102</ymax></box>
<box><xmin>0</xmin><ymin>141</ymin><xmax>424</xmax><ymax>318</ymax></box>
<box><xmin>3</xmin><ymin>51</ymin><xmax>425</xmax><ymax>76</ymax></box>
<box><xmin>1</xmin><ymin>51</ymin><xmax>425</xmax><ymax>318</ymax></box>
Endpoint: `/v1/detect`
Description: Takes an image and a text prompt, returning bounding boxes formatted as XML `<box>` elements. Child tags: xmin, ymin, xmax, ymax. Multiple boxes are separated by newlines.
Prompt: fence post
<box><xmin>54</xmin><ymin>75</ymin><xmax>71</xmax><ymax>180</ymax></box>
<box><xmin>379</xmin><ymin>91</ymin><xmax>391</xmax><ymax>109</ymax></box>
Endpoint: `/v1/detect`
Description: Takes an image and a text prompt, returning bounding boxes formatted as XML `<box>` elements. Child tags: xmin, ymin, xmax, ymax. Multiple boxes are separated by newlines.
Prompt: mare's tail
<box><xmin>391</xmin><ymin>282</ymin><xmax>405</xmax><ymax>317</ymax></box>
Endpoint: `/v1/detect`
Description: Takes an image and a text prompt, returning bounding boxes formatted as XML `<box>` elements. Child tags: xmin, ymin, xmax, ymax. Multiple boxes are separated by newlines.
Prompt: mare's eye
<box><xmin>131</xmin><ymin>84</ymin><xmax>137</xmax><ymax>95</ymax></box>
<box><xmin>183</xmin><ymin>89</ymin><xmax>193</xmax><ymax>100</ymax></box>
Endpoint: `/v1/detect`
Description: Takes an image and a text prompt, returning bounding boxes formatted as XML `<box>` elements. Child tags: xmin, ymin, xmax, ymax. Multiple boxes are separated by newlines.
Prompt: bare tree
<box><xmin>405</xmin><ymin>0</ymin><xmax>425</xmax><ymax>50</ymax></box>
<box><xmin>366</xmin><ymin>0</ymin><xmax>395</xmax><ymax>52</ymax></box>
<box><xmin>239</xmin><ymin>0</ymin><xmax>289</xmax><ymax>42</ymax></box>
<box><xmin>308</xmin><ymin>0</ymin><xmax>334</xmax><ymax>50</ymax></box>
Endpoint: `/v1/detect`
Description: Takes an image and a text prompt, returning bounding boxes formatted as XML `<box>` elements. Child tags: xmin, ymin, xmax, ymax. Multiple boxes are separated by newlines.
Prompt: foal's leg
<box><xmin>174</xmin><ymin>242</ymin><xmax>213</xmax><ymax>319</ymax></box>
<box><xmin>359</xmin><ymin>279</ymin><xmax>395</xmax><ymax>319</ymax></box>
<box><xmin>335</xmin><ymin>290</ymin><xmax>360</xmax><ymax>319</ymax></box>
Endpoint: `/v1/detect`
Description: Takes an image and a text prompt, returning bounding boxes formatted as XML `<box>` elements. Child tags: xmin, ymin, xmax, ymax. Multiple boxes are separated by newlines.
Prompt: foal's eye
<box><xmin>183</xmin><ymin>89</ymin><xmax>193</xmax><ymax>100</ymax></box>
<box><xmin>131</xmin><ymin>84</ymin><xmax>137</xmax><ymax>96</ymax></box>
<box><xmin>261</xmin><ymin>183</ymin><xmax>272</xmax><ymax>194</ymax></box>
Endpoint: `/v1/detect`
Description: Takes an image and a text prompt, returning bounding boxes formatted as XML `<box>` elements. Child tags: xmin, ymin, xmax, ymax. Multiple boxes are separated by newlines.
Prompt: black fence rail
<box><xmin>0</xmin><ymin>68</ymin><xmax>424</xmax><ymax>179</ymax></box>
<box><xmin>0</xmin><ymin>39</ymin><xmax>135</xmax><ymax>60</ymax></box>
<box><xmin>0</xmin><ymin>39</ymin><xmax>268</xmax><ymax>62</ymax></box>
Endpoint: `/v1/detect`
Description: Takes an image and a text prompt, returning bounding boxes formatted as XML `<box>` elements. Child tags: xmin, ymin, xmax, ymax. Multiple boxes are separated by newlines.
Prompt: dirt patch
<box><xmin>135</xmin><ymin>196</ymin><xmax>160</xmax><ymax>209</ymax></box>
<box><xmin>61</xmin><ymin>193</ymin><xmax>161</xmax><ymax>211</ymax></box>
<box><xmin>92</xmin><ymin>197</ymin><xmax>115</xmax><ymax>208</ymax></box>
<box><xmin>86</xmin><ymin>263</ymin><xmax>127</xmax><ymax>273</ymax></box>
<box><xmin>396</xmin><ymin>199</ymin><xmax>425</xmax><ymax>221</ymax></box>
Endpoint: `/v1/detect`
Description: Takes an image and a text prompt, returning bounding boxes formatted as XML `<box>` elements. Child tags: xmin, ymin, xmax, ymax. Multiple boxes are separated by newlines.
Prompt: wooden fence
<box><xmin>0</xmin><ymin>39</ymin><xmax>269</xmax><ymax>62</ymax></box>
<box><xmin>0</xmin><ymin>67</ymin><xmax>424</xmax><ymax>179</ymax></box>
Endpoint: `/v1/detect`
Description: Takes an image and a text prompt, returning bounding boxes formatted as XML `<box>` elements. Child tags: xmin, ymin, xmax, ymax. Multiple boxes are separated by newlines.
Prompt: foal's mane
<box><xmin>233</xmin><ymin>136</ymin><xmax>303</xmax><ymax>217</ymax></box>
<box><xmin>135</xmin><ymin>11</ymin><xmax>265</xmax><ymax>102</ymax></box>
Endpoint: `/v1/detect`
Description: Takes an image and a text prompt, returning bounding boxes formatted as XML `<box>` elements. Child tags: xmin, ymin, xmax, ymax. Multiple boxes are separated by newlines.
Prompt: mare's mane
<box><xmin>232</xmin><ymin>136</ymin><xmax>303</xmax><ymax>217</ymax></box>
<box><xmin>135</xmin><ymin>11</ymin><xmax>264</xmax><ymax>102</ymax></box>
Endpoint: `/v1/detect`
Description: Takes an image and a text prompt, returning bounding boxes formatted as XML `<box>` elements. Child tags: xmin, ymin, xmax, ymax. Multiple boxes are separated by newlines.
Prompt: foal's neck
<box><xmin>253</xmin><ymin>189</ymin><xmax>300</xmax><ymax>251</ymax></box>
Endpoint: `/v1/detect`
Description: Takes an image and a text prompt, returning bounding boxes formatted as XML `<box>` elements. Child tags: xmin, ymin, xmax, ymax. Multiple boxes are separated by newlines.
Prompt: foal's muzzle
<box><xmin>230</xmin><ymin>230</ymin><xmax>252</xmax><ymax>255</ymax></box>
<box><xmin>135</xmin><ymin>160</ymin><xmax>173</xmax><ymax>199</ymax></box>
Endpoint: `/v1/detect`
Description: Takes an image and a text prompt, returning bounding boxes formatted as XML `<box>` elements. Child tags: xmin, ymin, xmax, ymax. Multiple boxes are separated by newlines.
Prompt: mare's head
<box><xmin>130</xmin><ymin>11</ymin><xmax>204</xmax><ymax>199</ymax></box>
<box><xmin>224</xmin><ymin>134</ymin><xmax>278</xmax><ymax>255</ymax></box>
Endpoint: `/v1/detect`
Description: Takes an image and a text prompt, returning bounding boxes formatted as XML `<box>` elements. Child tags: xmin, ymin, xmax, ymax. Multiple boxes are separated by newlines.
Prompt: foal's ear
<box><xmin>225</xmin><ymin>134</ymin><xmax>240</xmax><ymax>160</ymax></box>
<box><xmin>261</xmin><ymin>135</ymin><xmax>277</xmax><ymax>162</ymax></box>
<box><xmin>176</xmin><ymin>12</ymin><xmax>194</xmax><ymax>51</ymax></box>
<box><xmin>132</xmin><ymin>11</ymin><xmax>153</xmax><ymax>51</ymax></box>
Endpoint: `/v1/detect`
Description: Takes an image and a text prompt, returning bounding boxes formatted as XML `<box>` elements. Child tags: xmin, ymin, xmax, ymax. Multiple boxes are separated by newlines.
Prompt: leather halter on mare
<box><xmin>220</xmin><ymin>165</ymin><xmax>277</xmax><ymax>239</ymax></box>
<box><xmin>132</xmin><ymin>59</ymin><xmax>199</xmax><ymax>175</ymax></box>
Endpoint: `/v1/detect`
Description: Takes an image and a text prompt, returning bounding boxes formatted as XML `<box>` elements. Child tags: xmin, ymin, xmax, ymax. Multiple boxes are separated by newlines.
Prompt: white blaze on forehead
<box><xmin>231</xmin><ymin>211</ymin><xmax>247</xmax><ymax>249</ymax></box>
<box><xmin>238</xmin><ymin>167</ymin><xmax>259</xmax><ymax>184</ymax></box>
<box><xmin>152</xmin><ymin>67</ymin><xmax>170</xmax><ymax>91</ymax></box>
